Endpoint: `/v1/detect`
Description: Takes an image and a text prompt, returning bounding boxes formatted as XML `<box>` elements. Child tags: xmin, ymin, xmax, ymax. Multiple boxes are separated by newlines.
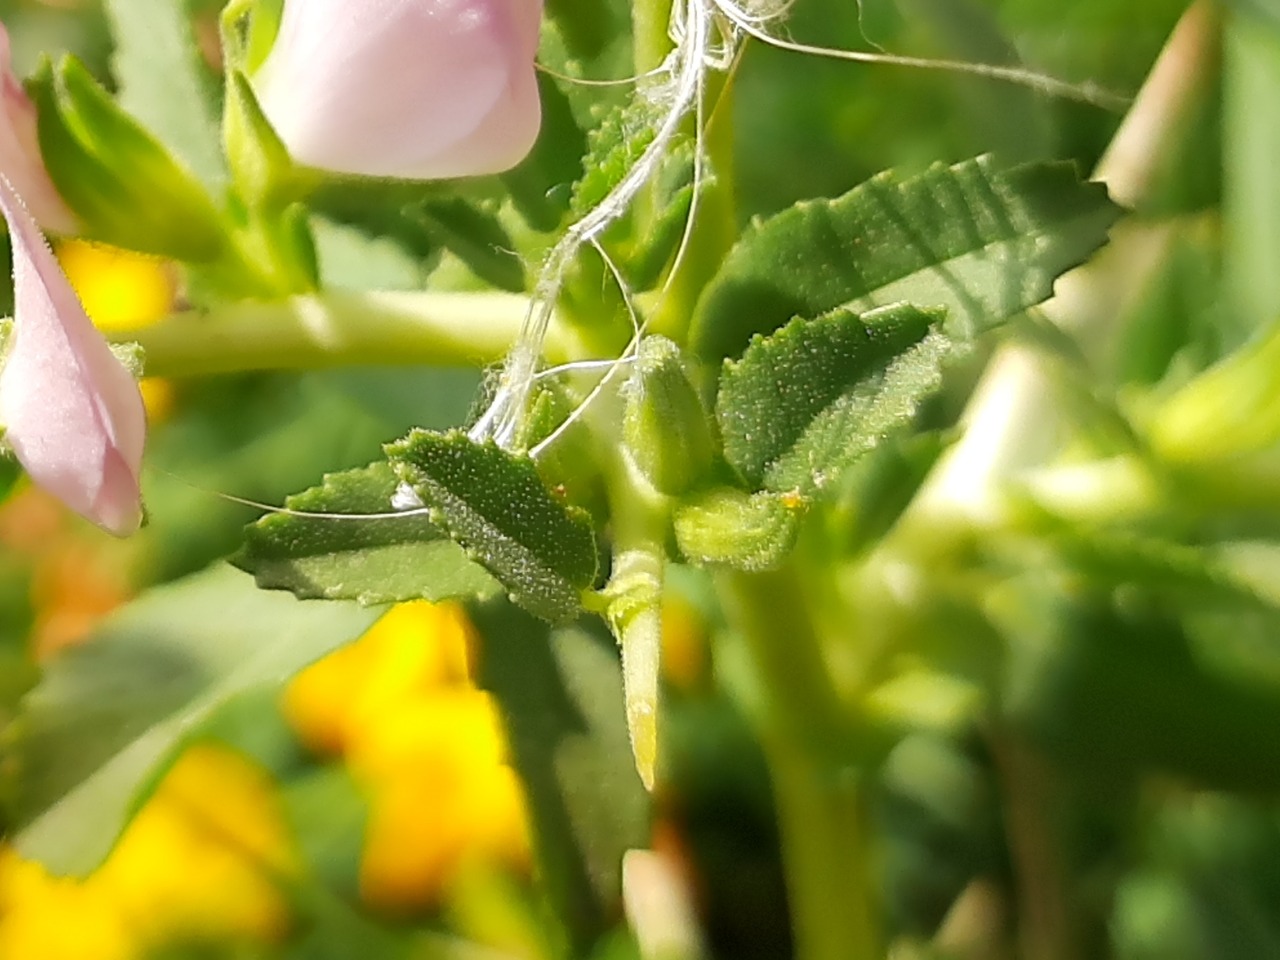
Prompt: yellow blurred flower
<box><xmin>56</xmin><ymin>240</ymin><xmax>174</xmax><ymax>330</ymax></box>
<box><xmin>0</xmin><ymin>745</ymin><xmax>296</xmax><ymax>959</ymax></box>
<box><xmin>56</xmin><ymin>238</ymin><xmax>177</xmax><ymax>422</ymax></box>
<box><xmin>660</xmin><ymin>594</ymin><xmax>709</xmax><ymax>692</ymax></box>
<box><xmin>284</xmin><ymin>600</ymin><xmax>531</xmax><ymax>912</ymax></box>
<box><xmin>284</xmin><ymin>600</ymin><xmax>474</xmax><ymax>756</ymax></box>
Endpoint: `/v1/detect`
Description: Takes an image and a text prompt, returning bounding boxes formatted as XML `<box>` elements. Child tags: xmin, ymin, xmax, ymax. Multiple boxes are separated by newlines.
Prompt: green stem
<box><xmin>108</xmin><ymin>291</ymin><xmax>568</xmax><ymax>379</ymax></box>
<box><xmin>632</xmin><ymin>0</ymin><xmax>675</xmax><ymax>74</ymax></box>
<box><xmin>1225</xmin><ymin>2</ymin><xmax>1280</xmax><ymax>326</ymax></box>
<box><xmin>717</xmin><ymin>567</ymin><xmax>879</xmax><ymax>960</ymax></box>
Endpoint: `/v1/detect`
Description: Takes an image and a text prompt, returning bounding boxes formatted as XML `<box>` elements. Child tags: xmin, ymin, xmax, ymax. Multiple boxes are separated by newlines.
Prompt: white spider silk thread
<box><xmin>468</xmin><ymin>0</ymin><xmax>713</xmax><ymax>451</ymax></box>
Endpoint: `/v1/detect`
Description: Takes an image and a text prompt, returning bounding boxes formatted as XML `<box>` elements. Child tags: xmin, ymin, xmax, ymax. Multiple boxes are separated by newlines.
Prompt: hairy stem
<box><xmin>109</xmin><ymin>291</ymin><xmax>566</xmax><ymax>379</ymax></box>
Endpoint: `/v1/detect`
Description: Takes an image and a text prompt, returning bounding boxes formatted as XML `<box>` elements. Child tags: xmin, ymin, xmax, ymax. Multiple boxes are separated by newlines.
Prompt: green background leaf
<box><xmin>102</xmin><ymin>0</ymin><xmax>223</xmax><ymax>187</ymax></box>
<box><xmin>6</xmin><ymin>563</ymin><xmax>382</xmax><ymax>875</ymax></box>
<box><xmin>469</xmin><ymin>599</ymin><xmax>649</xmax><ymax>954</ymax></box>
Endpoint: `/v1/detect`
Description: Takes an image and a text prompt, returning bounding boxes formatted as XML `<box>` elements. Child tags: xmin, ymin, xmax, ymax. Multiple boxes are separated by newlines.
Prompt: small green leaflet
<box><xmin>32</xmin><ymin>56</ymin><xmax>227</xmax><ymax>262</ymax></box>
<box><xmin>688</xmin><ymin>155</ymin><xmax>1120</xmax><ymax>360</ymax></box>
<box><xmin>717</xmin><ymin>304</ymin><xmax>951</xmax><ymax>493</ymax></box>
<box><xmin>674</xmin><ymin>488</ymin><xmax>803</xmax><ymax>572</ymax></box>
<box><xmin>235</xmin><ymin>460</ymin><xmax>499</xmax><ymax>606</ymax></box>
<box><xmin>568</xmin><ymin>94</ymin><xmax>665</xmax><ymax>218</ymax></box>
<box><xmin>387</xmin><ymin>430</ymin><xmax>599</xmax><ymax>623</ymax></box>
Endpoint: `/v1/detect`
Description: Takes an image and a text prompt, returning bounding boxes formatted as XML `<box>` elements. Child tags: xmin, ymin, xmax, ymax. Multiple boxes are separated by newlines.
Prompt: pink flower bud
<box><xmin>0</xmin><ymin>176</ymin><xmax>146</xmax><ymax>536</ymax></box>
<box><xmin>254</xmin><ymin>0</ymin><xmax>543</xmax><ymax>180</ymax></box>
<box><xmin>0</xmin><ymin>23</ymin><xmax>76</xmax><ymax>234</ymax></box>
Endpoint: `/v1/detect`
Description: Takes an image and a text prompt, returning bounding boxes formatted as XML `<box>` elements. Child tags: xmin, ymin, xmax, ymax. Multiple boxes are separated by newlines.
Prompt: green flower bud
<box><xmin>624</xmin><ymin>336</ymin><xmax>714</xmax><ymax>495</ymax></box>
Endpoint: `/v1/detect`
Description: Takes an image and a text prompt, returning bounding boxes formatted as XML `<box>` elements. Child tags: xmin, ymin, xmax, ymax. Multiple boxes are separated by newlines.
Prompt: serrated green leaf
<box><xmin>468</xmin><ymin>599</ymin><xmax>649</xmax><ymax>953</ymax></box>
<box><xmin>7</xmin><ymin>563</ymin><xmax>381</xmax><ymax>876</ymax></box>
<box><xmin>308</xmin><ymin>179</ymin><xmax>443</xmax><ymax>270</ymax></box>
<box><xmin>103</xmin><ymin>0</ymin><xmax>224</xmax><ymax>187</ymax></box>
<box><xmin>569</xmin><ymin>95</ymin><xmax>664</xmax><ymax>218</ymax></box>
<box><xmin>617</xmin><ymin>141</ymin><xmax>702</xmax><ymax>291</ymax></box>
<box><xmin>388</xmin><ymin>431</ymin><xmax>599</xmax><ymax>622</ymax></box>
<box><xmin>235</xmin><ymin>460</ymin><xmax>499</xmax><ymax>606</ymax></box>
<box><xmin>689</xmin><ymin>155</ymin><xmax>1120</xmax><ymax>360</ymax></box>
<box><xmin>717</xmin><ymin>303</ymin><xmax>951</xmax><ymax>493</ymax></box>
<box><xmin>674</xmin><ymin>487</ymin><xmax>805</xmax><ymax>571</ymax></box>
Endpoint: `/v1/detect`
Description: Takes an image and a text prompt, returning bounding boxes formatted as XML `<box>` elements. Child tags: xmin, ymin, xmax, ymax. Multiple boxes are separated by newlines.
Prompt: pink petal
<box><xmin>0</xmin><ymin>176</ymin><xmax>146</xmax><ymax>536</ymax></box>
<box><xmin>255</xmin><ymin>0</ymin><xmax>543</xmax><ymax>179</ymax></box>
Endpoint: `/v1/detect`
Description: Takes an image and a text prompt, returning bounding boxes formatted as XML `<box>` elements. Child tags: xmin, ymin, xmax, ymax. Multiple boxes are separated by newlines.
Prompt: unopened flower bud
<box><xmin>253</xmin><ymin>0</ymin><xmax>544</xmax><ymax>180</ymax></box>
<box><xmin>0</xmin><ymin>23</ymin><xmax>75</xmax><ymax>233</ymax></box>
<box><xmin>0</xmin><ymin>176</ymin><xmax>146</xmax><ymax>536</ymax></box>
<box><xmin>624</xmin><ymin>336</ymin><xmax>714</xmax><ymax>496</ymax></box>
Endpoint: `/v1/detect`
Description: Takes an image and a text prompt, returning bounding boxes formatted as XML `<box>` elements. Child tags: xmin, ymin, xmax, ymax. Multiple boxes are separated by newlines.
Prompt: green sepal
<box><xmin>31</xmin><ymin>55</ymin><xmax>226</xmax><ymax>261</ymax></box>
<box><xmin>276</xmin><ymin>201</ymin><xmax>320</xmax><ymax>291</ymax></box>
<box><xmin>223</xmin><ymin>70</ymin><xmax>304</xmax><ymax>210</ymax></box>
<box><xmin>387</xmin><ymin>430</ymin><xmax>600</xmax><ymax>623</ymax></box>
<box><xmin>717</xmin><ymin>303</ymin><xmax>952</xmax><ymax>494</ymax></box>
<box><xmin>674</xmin><ymin>487</ymin><xmax>806</xmax><ymax>571</ymax></box>
<box><xmin>624</xmin><ymin>336</ymin><xmax>715</xmax><ymax>495</ymax></box>
<box><xmin>246</xmin><ymin>0</ymin><xmax>286</xmax><ymax>73</ymax></box>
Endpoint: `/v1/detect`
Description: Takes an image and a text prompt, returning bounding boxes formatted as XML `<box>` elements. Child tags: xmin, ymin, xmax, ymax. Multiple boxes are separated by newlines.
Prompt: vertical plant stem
<box><xmin>633</xmin><ymin>0</ymin><xmax>676</xmax><ymax>74</ymax></box>
<box><xmin>717</xmin><ymin>567</ymin><xmax>879</xmax><ymax>960</ymax></box>
<box><xmin>1224</xmin><ymin>2</ymin><xmax>1280</xmax><ymax>327</ymax></box>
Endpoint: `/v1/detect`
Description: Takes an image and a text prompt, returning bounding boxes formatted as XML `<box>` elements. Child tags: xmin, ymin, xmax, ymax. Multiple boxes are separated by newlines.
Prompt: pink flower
<box><xmin>253</xmin><ymin>0</ymin><xmax>543</xmax><ymax>180</ymax></box>
<box><xmin>0</xmin><ymin>23</ymin><xmax>75</xmax><ymax>234</ymax></box>
<box><xmin>0</xmin><ymin>176</ymin><xmax>146</xmax><ymax>536</ymax></box>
